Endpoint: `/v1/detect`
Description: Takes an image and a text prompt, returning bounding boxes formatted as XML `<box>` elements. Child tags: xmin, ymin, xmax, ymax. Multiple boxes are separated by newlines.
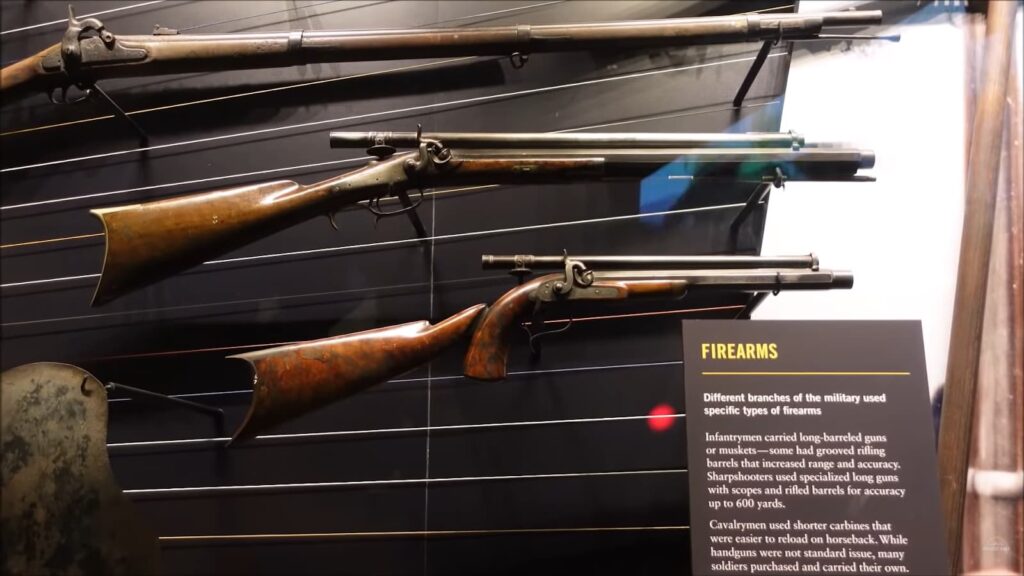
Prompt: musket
<box><xmin>1</xmin><ymin>7</ymin><xmax>896</xmax><ymax>104</ymax></box>
<box><xmin>228</xmin><ymin>253</ymin><xmax>853</xmax><ymax>441</ymax></box>
<box><xmin>90</xmin><ymin>129</ymin><xmax>873</xmax><ymax>306</ymax></box>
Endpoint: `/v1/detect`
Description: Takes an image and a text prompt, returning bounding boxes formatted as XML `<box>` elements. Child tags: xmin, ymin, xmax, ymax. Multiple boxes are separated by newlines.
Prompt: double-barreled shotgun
<box><xmin>0</xmin><ymin>7</ymin><xmax>896</xmax><ymax>103</ymax></box>
<box><xmin>90</xmin><ymin>129</ymin><xmax>873</xmax><ymax>305</ymax></box>
<box><xmin>228</xmin><ymin>252</ymin><xmax>852</xmax><ymax>442</ymax></box>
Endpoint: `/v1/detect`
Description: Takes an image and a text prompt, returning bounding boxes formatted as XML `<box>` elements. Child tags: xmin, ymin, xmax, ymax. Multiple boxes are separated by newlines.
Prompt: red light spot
<box><xmin>647</xmin><ymin>403</ymin><xmax>676</xmax><ymax>432</ymax></box>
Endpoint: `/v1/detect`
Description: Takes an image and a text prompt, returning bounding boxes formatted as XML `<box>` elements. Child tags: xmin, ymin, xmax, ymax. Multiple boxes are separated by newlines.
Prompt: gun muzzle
<box><xmin>830</xmin><ymin>271</ymin><xmax>855</xmax><ymax>289</ymax></box>
<box><xmin>815</xmin><ymin>10</ymin><xmax>883</xmax><ymax>28</ymax></box>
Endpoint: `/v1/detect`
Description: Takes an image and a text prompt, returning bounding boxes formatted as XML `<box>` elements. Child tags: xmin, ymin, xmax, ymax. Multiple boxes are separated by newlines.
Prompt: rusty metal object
<box><xmin>938</xmin><ymin>1</ymin><xmax>1017</xmax><ymax>570</ymax></box>
<box><xmin>1</xmin><ymin>362</ymin><xmax>159</xmax><ymax>576</ymax></box>
<box><xmin>90</xmin><ymin>141</ymin><xmax>873</xmax><ymax>306</ymax></box>
<box><xmin>230</xmin><ymin>304</ymin><xmax>486</xmax><ymax>443</ymax></box>
<box><xmin>1</xmin><ymin>10</ymin><xmax>885</xmax><ymax>103</ymax></box>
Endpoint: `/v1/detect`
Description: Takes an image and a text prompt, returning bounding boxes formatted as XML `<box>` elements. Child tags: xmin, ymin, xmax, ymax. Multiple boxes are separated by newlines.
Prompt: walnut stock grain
<box><xmin>229</xmin><ymin>304</ymin><xmax>486</xmax><ymax>442</ymax></box>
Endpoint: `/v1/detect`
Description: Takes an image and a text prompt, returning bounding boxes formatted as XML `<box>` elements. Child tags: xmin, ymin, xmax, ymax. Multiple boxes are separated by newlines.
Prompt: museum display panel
<box><xmin>1</xmin><ymin>1</ymin><xmax>1020</xmax><ymax>574</ymax></box>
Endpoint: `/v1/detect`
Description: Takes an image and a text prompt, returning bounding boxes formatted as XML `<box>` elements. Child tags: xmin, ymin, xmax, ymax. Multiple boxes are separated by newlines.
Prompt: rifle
<box><xmin>229</xmin><ymin>253</ymin><xmax>851</xmax><ymax>441</ymax></box>
<box><xmin>1</xmin><ymin>7</ymin><xmax>892</xmax><ymax>104</ymax></box>
<box><xmin>90</xmin><ymin>129</ymin><xmax>873</xmax><ymax>306</ymax></box>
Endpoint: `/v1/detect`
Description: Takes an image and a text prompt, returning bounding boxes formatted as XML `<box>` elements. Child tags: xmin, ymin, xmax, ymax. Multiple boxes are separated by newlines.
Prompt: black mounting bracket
<box><xmin>736</xmin><ymin>291</ymin><xmax>770</xmax><ymax>319</ymax></box>
<box><xmin>92</xmin><ymin>83</ymin><xmax>150</xmax><ymax>146</ymax></box>
<box><xmin>395</xmin><ymin>190</ymin><xmax>429</xmax><ymax>241</ymax></box>
<box><xmin>728</xmin><ymin>181</ymin><xmax>773</xmax><ymax>253</ymax></box>
<box><xmin>732</xmin><ymin>29</ymin><xmax>900</xmax><ymax>111</ymax></box>
<box><xmin>728</xmin><ymin>167</ymin><xmax>787</xmax><ymax>252</ymax></box>
<box><xmin>733</xmin><ymin>39</ymin><xmax>778</xmax><ymax>109</ymax></box>
<box><xmin>105</xmin><ymin>381</ymin><xmax>224</xmax><ymax>434</ymax></box>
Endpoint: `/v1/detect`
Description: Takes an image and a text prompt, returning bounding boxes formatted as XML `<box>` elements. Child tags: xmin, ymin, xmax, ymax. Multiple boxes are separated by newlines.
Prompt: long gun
<box><xmin>1</xmin><ymin>7</ymin><xmax>894</xmax><ymax>103</ymax></box>
<box><xmin>228</xmin><ymin>253</ymin><xmax>852</xmax><ymax>441</ymax></box>
<box><xmin>90</xmin><ymin>129</ymin><xmax>873</xmax><ymax>306</ymax></box>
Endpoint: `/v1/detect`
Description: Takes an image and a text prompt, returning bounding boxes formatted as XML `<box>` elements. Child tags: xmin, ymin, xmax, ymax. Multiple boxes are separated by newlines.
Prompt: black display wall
<box><xmin>2</xmin><ymin>1</ymin><xmax>797</xmax><ymax>574</ymax></box>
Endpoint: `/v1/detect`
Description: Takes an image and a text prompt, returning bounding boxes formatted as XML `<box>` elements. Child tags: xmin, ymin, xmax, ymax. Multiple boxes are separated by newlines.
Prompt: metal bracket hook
<box><xmin>366</xmin><ymin>131</ymin><xmax>396</xmax><ymax>159</ymax></box>
<box><xmin>509</xmin><ymin>52</ymin><xmax>530</xmax><ymax>69</ymax></box>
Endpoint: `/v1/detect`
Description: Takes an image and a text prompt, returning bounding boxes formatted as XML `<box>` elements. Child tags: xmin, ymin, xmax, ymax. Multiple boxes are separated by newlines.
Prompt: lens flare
<box><xmin>647</xmin><ymin>403</ymin><xmax>676</xmax><ymax>432</ymax></box>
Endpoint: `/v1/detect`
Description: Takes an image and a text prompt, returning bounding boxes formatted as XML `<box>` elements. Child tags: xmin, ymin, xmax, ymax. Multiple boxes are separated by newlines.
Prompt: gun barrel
<box><xmin>330</xmin><ymin>131</ymin><xmax>805</xmax><ymax>150</ymax></box>
<box><xmin>817</xmin><ymin>10</ymin><xmax>883</xmax><ymax>28</ymax></box>
<box><xmin>430</xmin><ymin>148</ymin><xmax>874</xmax><ymax>181</ymax></box>
<box><xmin>591</xmin><ymin>268</ymin><xmax>854</xmax><ymax>291</ymax></box>
<box><xmin>482</xmin><ymin>254</ymin><xmax>820</xmax><ymax>271</ymax></box>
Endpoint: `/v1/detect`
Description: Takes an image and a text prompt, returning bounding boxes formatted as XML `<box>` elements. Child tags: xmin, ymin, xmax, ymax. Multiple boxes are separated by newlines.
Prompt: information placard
<box><xmin>683</xmin><ymin>320</ymin><xmax>948</xmax><ymax>576</ymax></box>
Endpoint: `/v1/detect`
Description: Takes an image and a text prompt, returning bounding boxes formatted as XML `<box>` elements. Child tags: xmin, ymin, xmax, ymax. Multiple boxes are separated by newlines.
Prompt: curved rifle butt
<box><xmin>464</xmin><ymin>275</ymin><xmax>556</xmax><ymax>382</ymax></box>
<box><xmin>229</xmin><ymin>304</ymin><xmax>486</xmax><ymax>443</ymax></box>
<box><xmin>89</xmin><ymin>154</ymin><xmax>410</xmax><ymax>306</ymax></box>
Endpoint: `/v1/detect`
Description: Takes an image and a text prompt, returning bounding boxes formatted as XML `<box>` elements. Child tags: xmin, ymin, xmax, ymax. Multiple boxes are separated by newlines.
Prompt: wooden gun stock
<box><xmin>463</xmin><ymin>274</ymin><xmax>686</xmax><ymax>381</ymax></box>
<box><xmin>0</xmin><ymin>46</ymin><xmax>60</xmax><ymax>101</ymax></box>
<box><xmin>229</xmin><ymin>304</ymin><xmax>486</xmax><ymax>443</ymax></box>
<box><xmin>90</xmin><ymin>154</ymin><xmax>410</xmax><ymax>305</ymax></box>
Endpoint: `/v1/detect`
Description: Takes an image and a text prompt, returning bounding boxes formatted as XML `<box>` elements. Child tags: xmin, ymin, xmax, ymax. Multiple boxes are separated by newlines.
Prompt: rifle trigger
<box><xmin>524</xmin><ymin>316</ymin><xmax>573</xmax><ymax>356</ymax></box>
<box><xmin>327</xmin><ymin>211</ymin><xmax>340</xmax><ymax>231</ymax></box>
<box><xmin>361</xmin><ymin>189</ymin><xmax>424</xmax><ymax>219</ymax></box>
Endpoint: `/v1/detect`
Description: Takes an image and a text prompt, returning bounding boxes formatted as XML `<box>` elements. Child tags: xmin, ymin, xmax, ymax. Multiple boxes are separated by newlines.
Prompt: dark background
<box><xmin>1</xmin><ymin>1</ymin><xmax>798</xmax><ymax>574</ymax></box>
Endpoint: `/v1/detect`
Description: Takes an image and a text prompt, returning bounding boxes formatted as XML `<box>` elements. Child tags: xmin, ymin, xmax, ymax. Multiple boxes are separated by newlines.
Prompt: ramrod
<box><xmin>90</xmin><ymin>129</ymin><xmax>873</xmax><ymax>305</ymax></box>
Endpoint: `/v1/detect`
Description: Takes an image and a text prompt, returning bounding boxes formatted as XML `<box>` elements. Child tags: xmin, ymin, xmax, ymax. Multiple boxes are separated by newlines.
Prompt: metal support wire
<box><xmin>125</xmin><ymin>468</ymin><xmax>687</xmax><ymax>499</ymax></box>
<box><xmin>91</xmin><ymin>84</ymin><xmax>150</xmax><ymax>146</ymax></box>
<box><xmin>733</xmin><ymin>40</ymin><xmax>777</xmax><ymax>108</ymax></box>
<box><xmin>105</xmin><ymin>381</ymin><xmax>224</xmax><ymax>427</ymax></box>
